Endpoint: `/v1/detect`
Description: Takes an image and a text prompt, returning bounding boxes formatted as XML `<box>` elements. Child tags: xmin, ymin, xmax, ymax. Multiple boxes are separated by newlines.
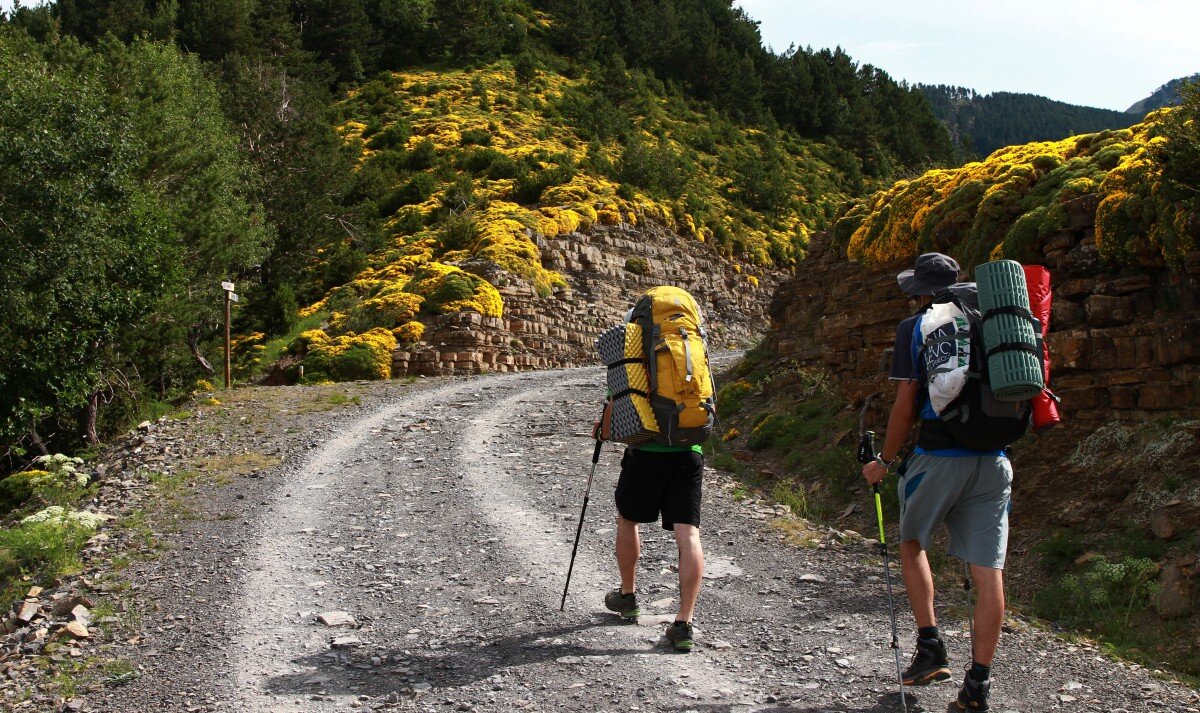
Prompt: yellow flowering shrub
<box><xmin>404</xmin><ymin>262</ymin><xmax>504</xmax><ymax>318</ymax></box>
<box><xmin>329</xmin><ymin>288</ymin><xmax>423</xmax><ymax>335</ymax></box>
<box><xmin>392</xmin><ymin>321</ymin><xmax>426</xmax><ymax>344</ymax></box>
<box><xmin>297</xmin><ymin>328</ymin><xmax>398</xmax><ymax>382</ymax></box>
<box><xmin>837</xmin><ymin>110</ymin><xmax>1194</xmax><ymax>269</ymax></box>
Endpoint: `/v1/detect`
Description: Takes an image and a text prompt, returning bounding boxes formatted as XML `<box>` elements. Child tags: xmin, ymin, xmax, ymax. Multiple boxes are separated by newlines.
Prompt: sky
<box><xmin>735</xmin><ymin>0</ymin><xmax>1200</xmax><ymax>111</ymax></box>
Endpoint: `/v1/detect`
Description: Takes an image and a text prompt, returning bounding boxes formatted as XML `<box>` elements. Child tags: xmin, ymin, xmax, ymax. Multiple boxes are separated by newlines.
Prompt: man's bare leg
<box><xmin>970</xmin><ymin>564</ymin><xmax>1004</xmax><ymax>665</ymax></box>
<box><xmin>673</xmin><ymin>524</ymin><xmax>704</xmax><ymax>622</ymax></box>
<box><xmin>615</xmin><ymin>515</ymin><xmax>641</xmax><ymax>593</ymax></box>
<box><xmin>900</xmin><ymin>539</ymin><xmax>937</xmax><ymax>628</ymax></box>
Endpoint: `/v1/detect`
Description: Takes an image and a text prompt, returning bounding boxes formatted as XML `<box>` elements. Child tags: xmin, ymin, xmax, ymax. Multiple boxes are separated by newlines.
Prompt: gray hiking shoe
<box><xmin>665</xmin><ymin>621</ymin><xmax>694</xmax><ymax>652</ymax></box>
<box><xmin>604</xmin><ymin>588</ymin><xmax>639</xmax><ymax>620</ymax></box>
<box><xmin>902</xmin><ymin>636</ymin><xmax>952</xmax><ymax>685</ymax></box>
<box><xmin>956</xmin><ymin>670</ymin><xmax>991</xmax><ymax>711</ymax></box>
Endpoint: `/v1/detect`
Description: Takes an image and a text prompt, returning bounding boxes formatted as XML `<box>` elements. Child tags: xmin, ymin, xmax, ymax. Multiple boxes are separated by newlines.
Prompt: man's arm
<box><xmin>862</xmin><ymin>380</ymin><xmax>919</xmax><ymax>484</ymax></box>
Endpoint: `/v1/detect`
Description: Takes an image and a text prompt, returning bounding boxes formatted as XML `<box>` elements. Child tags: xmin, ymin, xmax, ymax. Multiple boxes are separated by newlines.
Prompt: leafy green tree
<box><xmin>175</xmin><ymin>0</ymin><xmax>254</xmax><ymax>62</ymax></box>
<box><xmin>91</xmin><ymin>38</ymin><xmax>272</xmax><ymax>386</ymax></box>
<box><xmin>0</xmin><ymin>29</ymin><xmax>174</xmax><ymax>450</ymax></box>
<box><xmin>54</xmin><ymin>0</ymin><xmax>177</xmax><ymax>43</ymax></box>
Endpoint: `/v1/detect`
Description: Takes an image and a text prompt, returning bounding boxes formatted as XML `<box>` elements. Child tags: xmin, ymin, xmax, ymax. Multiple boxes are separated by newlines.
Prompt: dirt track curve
<box><xmin>85</xmin><ymin>366</ymin><xmax>1199</xmax><ymax>713</ymax></box>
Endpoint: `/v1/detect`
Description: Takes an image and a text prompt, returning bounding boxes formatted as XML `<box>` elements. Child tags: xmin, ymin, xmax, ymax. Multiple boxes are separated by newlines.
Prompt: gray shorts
<box><xmin>897</xmin><ymin>453</ymin><xmax>1012</xmax><ymax>570</ymax></box>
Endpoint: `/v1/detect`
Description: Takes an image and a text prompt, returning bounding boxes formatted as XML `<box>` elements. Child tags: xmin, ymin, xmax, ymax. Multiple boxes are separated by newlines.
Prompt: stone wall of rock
<box><xmin>765</xmin><ymin>201</ymin><xmax>1200</xmax><ymax>534</ymax></box>
<box><xmin>394</xmin><ymin>220</ymin><xmax>779</xmax><ymax>377</ymax></box>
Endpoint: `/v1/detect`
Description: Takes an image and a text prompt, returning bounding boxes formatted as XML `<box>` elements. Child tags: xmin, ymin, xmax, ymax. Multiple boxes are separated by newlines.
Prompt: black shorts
<box><xmin>614</xmin><ymin>448</ymin><xmax>704</xmax><ymax>531</ymax></box>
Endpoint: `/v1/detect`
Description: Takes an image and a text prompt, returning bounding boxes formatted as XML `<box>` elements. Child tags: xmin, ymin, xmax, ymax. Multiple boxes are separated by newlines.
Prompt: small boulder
<box><xmin>318</xmin><ymin>611</ymin><xmax>357</xmax><ymax>627</ymax></box>
<box><xmin>70</xmin><ymin>606</ymin><xmax>92</xmax><ymax>627</ymax></box>
<box><xmin>1149</xmin><ymin>509</ymin><xmax>1175</xmax><ymax>540</ymax></box>
<box><xmin>60</xmin><ymin>621</ymin><xmax>91</xmax><ymax>640</ymax></box>
<box><xmin>16</xmin><ymin>601</ymin><xmax>40</xmax><ymax>624</ymax></box>
<box><xmin>1154</xmin><ymin>561</ymin><xmax>1192</xmax><ymax>619</ymax></box>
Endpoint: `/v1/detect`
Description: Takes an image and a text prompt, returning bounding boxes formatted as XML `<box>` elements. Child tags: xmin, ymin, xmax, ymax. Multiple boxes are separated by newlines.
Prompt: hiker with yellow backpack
<box><xmin>591</xmin><ymin>286</ymin><xmax>717</xmax><ymax>652</ymax></box>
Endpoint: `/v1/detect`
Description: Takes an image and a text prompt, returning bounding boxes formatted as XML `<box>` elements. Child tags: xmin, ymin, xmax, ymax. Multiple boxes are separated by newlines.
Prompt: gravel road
<box><xmin>83</xmin><ymin>368</ymin><xmax>1199</xmax><ymax>713</ymax></box>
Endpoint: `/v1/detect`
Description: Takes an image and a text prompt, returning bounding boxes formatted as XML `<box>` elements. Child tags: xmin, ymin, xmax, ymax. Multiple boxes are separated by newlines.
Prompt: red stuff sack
<box><xmin>1023</xmin><ymin>265</ymin><xmax>1061</xmax><ymax>431</ymax></box>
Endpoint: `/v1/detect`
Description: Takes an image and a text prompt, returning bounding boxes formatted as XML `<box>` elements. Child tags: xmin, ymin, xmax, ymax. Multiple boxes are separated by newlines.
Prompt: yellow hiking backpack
<box><xmin>596</xmin><ymin>286</ymin><xmax>717</xmax><ymax>446</ymax></box>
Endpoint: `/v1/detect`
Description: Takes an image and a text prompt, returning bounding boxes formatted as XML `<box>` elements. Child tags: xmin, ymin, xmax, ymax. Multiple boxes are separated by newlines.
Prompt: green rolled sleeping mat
<box><xmin>597</xmin><ymin>323</ymin><xmax>658</xmax><ymax>445</ymax></box>
<box><xmin>976</xmin><ymin>259</ymin><xmax>1045</xmax><ymax>401</ymax></box>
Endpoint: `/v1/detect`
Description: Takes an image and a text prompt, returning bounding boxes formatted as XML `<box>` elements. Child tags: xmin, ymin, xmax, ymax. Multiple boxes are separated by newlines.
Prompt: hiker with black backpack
<box><xmin>861</xmin><ymin>253</ymin><xmax>1016</xmax><ymax>712</ymax></box>
<box><xmin>591</xmin><ymin>286</ymin><xmax>717</xmax><ymax>652</ymax></box>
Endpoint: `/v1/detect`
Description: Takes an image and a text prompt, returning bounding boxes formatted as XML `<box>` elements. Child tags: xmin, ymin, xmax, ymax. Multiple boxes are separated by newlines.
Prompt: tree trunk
<box><xmin>83</xmin><ymin>391</ymin><xmax>100</xmax><ymax>446</ymax></box>
<box><xmin>28</xmin><ymin>427</ymin><xmax>49</xmax><ymax>456</ymax></box>
<box><xmin>189</xmin><ymin>330</ymin><xmax>217</xmax><ymax>376</ymax></box>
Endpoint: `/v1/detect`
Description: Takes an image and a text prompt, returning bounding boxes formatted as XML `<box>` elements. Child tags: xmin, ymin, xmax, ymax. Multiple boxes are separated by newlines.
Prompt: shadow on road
<box><xmin>646</xmin><ymin>691</ymin><xmax>923</xmax><ymax>712</ymax></box>
<box><xmin>260</xmin><ymin>619</ymin><xmax>664</xmax><ymax>698</ymax></box>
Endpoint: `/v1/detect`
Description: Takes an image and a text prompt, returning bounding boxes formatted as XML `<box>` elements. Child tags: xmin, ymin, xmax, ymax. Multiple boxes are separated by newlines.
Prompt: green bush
<box><xmin>1035</xmin><ymin>555</ymin><xmax>1160</xmax><ymax>634</ymax></box>
<box><xmin>425</xmin><ymin>272</ymin><xmax>477</xmax><ymax>313</ymax></box>
<box><xmin>0</xmin><ymin>472</ymin><xmax>37</xmax><ymax>515</ymax></box>
<box><xmin>379</xmin><ymin>173</ymin><xmax>437</xmax><ymax>215</ymax></box>
<box><xmin>617</xmin><ymin>135</ymin><xmax>692</xmax><ymax>197</ymax></box>
<box><xmin>459</xmin><ymin>147</ymin><xmax>505</xmax><ymax>174</ymax></box>
<box><xmin>623</xmin><ymin>257</ymin><xmax>649</xmax><ymax>275</ymax></box>
<box><xmin>460</xmin><ymin>128</ymin><xmax>492</xmax><ymax>146</ymax></box>
<box><xmin>512</xmin><ymin>157</ymin><xmax>575</xmax><ymax>204</ymax></box>
<box><xmin>716</xmin><ymin>379</ymin><xmax>753</xmax><ymax>416</ymax></box>
<box><xmin>0</xmin><ymin>519</ymin><xmax>93</xmax><ymax>593</ymax></box>
<box><xmin>366</xmin><ymin>121</ymin><xmax>411</xmax><ymax>150</ymax></box>
<box><xmin>404</xmin><ymin>138</ymin><xmax>438</xmax><ymax>170</ymax></box>
<box><xmin>1033</xmin><ymin>529</ymin><xmax>1087</xmax><ymax>573</ymax></box>
<box><xmin>747</xmin><ymin>413</ymin><xmax>791</xmax><ymax>450</ymax></box>
<box><xmin>439</xmin><ymin>214</ymin><xmax>479</xmax><ymax>251</ymax></box>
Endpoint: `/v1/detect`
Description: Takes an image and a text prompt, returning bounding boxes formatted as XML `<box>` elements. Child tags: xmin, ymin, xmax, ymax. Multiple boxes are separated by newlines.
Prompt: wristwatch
<box><xmin>873</xmin><ymin>454</ymin><xmax>893</xmax><ymax>469</ymax></box>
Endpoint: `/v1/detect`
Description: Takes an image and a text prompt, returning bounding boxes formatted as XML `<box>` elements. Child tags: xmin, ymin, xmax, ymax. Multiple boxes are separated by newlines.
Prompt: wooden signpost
<box><xmin>222</xmin><ymin>281</ymin><xmax>236</xmax><ymax>389</ymax></box>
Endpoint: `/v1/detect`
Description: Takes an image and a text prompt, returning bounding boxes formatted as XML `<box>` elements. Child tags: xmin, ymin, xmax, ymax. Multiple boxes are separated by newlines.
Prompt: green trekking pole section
<box><xmin>875</xmin><ymin>487</ymin><xmax>886</xmax><ymax>544</ymax></box>
<box><xmin>859</xmin><ymin>429</ymin><xmax>908</xmax><ymax>713</ymax></box>
<box><xmin>561</xmin><ymin>438</ymin><xmax>603</xmax><ymax>611</ymax></box>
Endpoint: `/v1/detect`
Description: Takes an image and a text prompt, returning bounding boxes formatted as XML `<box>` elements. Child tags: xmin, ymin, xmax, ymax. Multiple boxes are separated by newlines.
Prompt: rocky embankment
<box><xmin>764</xmin><ymin>198</ymin><xmax>1200</xmax><ymax>647</ymax></box>
<box><xmin>391</xmin><ymin>220</ymin><xmax>779</xmax><ymax>376</ymax></box>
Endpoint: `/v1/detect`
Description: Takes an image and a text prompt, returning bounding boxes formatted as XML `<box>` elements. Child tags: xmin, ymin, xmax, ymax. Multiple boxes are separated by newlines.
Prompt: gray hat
<box><xmin>897</xmin><ymin>252</ymin><xmax>960</xmax><ymax>295</ymax></box>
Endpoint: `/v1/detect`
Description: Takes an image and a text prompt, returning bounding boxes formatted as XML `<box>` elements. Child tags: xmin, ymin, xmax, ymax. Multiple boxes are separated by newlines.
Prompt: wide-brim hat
<box><xmin>897</xmin><ymin>252</ymin><xmax>961</xmax><ymax>295</ymax></box>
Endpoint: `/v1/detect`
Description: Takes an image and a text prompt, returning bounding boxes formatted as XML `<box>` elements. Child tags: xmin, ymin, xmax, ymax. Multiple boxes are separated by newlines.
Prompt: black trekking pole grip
<box><xmin>561</xmin><ymin>436</ymin><xmax>602</xmax><ymax>611</ymax></box>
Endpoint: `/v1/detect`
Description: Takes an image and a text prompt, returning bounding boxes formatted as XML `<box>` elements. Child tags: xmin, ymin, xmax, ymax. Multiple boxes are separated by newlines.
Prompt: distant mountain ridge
<box><xmin>919</xmin><ymin>85</ymin><xmax>1138</xmax><ymax>158</ymax></box>
<box><xmin>1126</xmin><ymin>74</ymin><xmax>1200</xmax><ymax>115</ymax></box>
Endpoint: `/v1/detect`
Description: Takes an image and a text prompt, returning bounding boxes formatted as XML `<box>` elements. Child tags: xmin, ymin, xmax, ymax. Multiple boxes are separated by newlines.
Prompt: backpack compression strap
<box><xmin>680</xmin><ymin>328</ymin><xmax>694</xmax><ymax>383</ymax></box>
<box><xmin>985</xmin><ymin>342</ymin><xmax>1043</xmax><ymax>359</ymax></box>
<box><xmin>606</xmin><ymin>358</ymin><xmax>643</xmax><ymax>368</ymax></box>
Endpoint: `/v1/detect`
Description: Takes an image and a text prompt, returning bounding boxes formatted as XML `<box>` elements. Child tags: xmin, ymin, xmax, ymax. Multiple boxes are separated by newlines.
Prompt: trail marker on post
<box><xmin>222</xmin><ymin>281</ymin><xmax>235</xmax><ymax>389</ymax></box>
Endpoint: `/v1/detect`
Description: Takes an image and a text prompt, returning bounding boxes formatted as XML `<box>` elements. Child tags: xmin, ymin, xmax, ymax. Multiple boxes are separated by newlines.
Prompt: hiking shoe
<box><xmin>956</xmin><ymin>670</ymin><xmax>991</xmax><ymax>711</ymax></box>
<box><xmin>902</xmin><ymin>636</ymin><xmax>951</xmax><ymax>685</ymax></box>
<box><xmin>604</xmin><ymin>589</ymin><xmax>639</xmax><ymax>620</ymax></box>
<box><xmin>665</xmin><ymin>621</ymin><xmax>694</xmax><ymax>652</ymax></box>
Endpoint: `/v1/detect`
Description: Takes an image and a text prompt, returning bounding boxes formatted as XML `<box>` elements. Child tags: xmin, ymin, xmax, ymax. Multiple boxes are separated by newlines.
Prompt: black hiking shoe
<box><xmin>902</xmin><ymin>636</ymin><xmax>952</xmax><ymax>685</ymax></box>
<box><xmin>956</xmin><ymin>670</ymin><xmax>991</xmax><ymax>711</ymax></box>
<box><xmin>665</xmin><ymin>621</ymin><xmax>694</xmax><ymax>652</ymax></box>
<box><xmin>604</xmin><ymin>589</ymin><xmax>639</xmax><ymax>620</ymax></box>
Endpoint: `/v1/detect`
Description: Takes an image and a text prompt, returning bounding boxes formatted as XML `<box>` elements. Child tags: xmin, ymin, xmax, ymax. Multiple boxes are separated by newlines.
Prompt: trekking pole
<box><xmin>560</xmin><ymin>438</ymin><xmax>603</xmax><ymax>611</ymax></box>
<box><xmin>859</xmin><ymin>428</ymin><xmax>908</xmax><ymax>713</ymax></box>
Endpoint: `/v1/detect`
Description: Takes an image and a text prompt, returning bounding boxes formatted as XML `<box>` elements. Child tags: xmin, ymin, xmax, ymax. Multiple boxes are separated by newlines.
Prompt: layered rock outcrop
<box><xmin>394</xmin><ymin>220</ymin><xmax>778</xmax><ymax>376</ymax></box>
<box><xmin>766</xmin><ymin>199</ymin><xmax>1200</xmax><ymax>535</ymax></box>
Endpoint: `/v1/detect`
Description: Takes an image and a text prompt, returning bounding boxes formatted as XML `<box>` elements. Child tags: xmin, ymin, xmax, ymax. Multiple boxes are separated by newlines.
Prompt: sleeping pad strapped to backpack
<box><xmin>596</xmin><ymin>286</ymin><xmax>716</xmax><ymax>447</ymax></box>
<box><xmin>918</xmin><ymin>282</ymin><xmax>1042</xmax><ymax>451</ymax></box>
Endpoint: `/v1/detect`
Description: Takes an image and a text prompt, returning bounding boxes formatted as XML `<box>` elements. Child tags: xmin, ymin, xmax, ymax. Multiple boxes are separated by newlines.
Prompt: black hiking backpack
<box><xmin>918</xmin><ymin>284</ymin><xmax>1036</xmax><ymax>451</ymax></box>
